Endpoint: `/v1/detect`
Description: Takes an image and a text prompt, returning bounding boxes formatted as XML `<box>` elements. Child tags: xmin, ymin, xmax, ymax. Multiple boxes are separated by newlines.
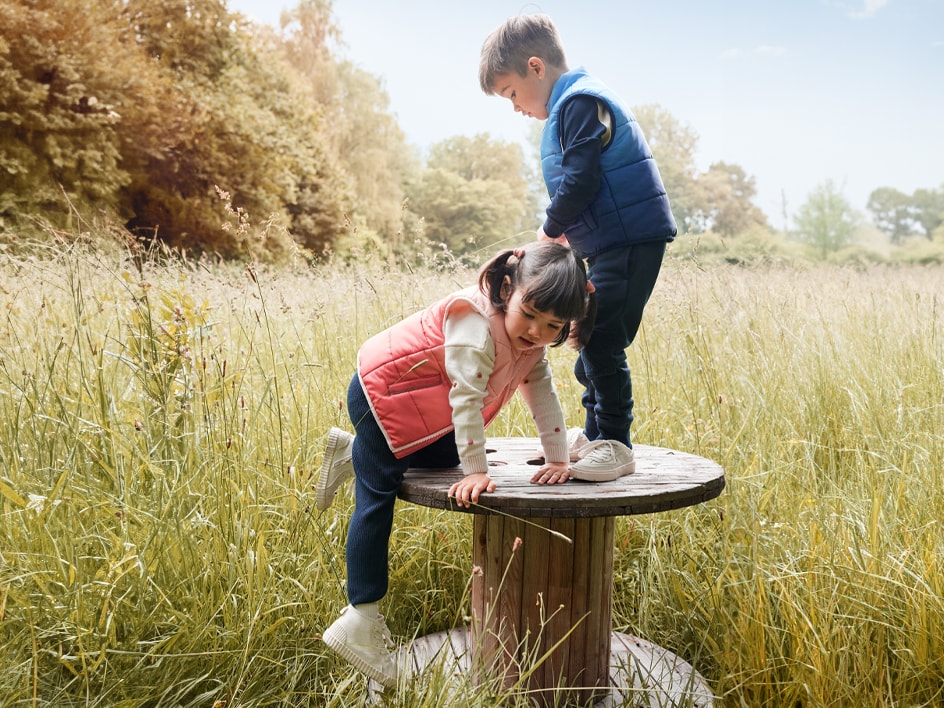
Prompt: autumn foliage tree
<box><xmin>1</xmin><ymin>0</ymin><xmax>780</xmax><ymax>261</ymax></box>
<box><xmin>0</xmin><ymin>0</ymin><xmax>138</xmax><ymax>228</ymax></box>
<box><xmin>697</xmin><ymin>162</ymin><xmax>769</xmax><ymax>238</ymax></box>
<box><xmin>0</xmin><ymin>0</ymin><xmax>351</xmax><ymax>258</ymax></box>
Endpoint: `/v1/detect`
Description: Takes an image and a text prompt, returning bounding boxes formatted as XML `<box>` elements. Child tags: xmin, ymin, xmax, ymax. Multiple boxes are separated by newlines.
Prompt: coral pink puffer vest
<box><xmin>357</xmin><ymin>286</ymin><xmax>545</xmax><ymax>458</ymax></box>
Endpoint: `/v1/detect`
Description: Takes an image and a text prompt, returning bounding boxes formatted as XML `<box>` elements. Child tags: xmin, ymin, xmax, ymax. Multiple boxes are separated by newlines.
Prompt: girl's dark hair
<box><xmin>478</xmin><ymin>241</ymin><xmax>596</xmax><ymax>348</ymax></box>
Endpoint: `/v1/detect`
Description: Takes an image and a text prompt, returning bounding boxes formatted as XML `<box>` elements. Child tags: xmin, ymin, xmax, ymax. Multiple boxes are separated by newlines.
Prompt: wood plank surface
<box><xmin>399</xmin><ymin>438</ymin><xmax>725</xmax><ymax>518</ymax></box>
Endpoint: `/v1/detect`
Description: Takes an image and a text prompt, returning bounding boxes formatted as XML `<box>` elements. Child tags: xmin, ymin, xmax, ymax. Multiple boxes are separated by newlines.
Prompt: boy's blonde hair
<box><xmin>478</xmin><ymin>14</ymin><xmax>567</xmax><ymax>95</ymax></box>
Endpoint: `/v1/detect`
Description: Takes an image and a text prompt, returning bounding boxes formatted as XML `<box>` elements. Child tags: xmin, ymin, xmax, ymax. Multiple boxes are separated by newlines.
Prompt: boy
<box><xmin>479</xmin><ymin>14</ymin><xmax>677</xmax><ymax>478</ymax></box>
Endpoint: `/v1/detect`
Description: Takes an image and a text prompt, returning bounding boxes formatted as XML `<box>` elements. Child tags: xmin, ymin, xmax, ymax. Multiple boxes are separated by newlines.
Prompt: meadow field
<box><xmin>1</xmin><ymin>240</ymin><xmax>942</xmax><ymax>707</ymax></box>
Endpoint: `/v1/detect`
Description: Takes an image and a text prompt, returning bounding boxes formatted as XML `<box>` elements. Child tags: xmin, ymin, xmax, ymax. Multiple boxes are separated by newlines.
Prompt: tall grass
<box><xmin>0</xmin><ymin>241</ymin><xmax>942</xmax><ymax>706</ymax></box>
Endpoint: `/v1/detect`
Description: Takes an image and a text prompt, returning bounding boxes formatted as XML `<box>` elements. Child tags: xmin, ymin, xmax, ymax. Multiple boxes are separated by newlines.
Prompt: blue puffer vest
<box><xmin>540</xmin><ymin>67</ymin><xmax>677</xmax><ymax>259</ymax></box>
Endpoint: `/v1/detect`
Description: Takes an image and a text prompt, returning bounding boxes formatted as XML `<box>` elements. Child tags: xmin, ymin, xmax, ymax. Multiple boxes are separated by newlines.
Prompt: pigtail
<box><xmin>478</xmin><ymin>248</ymin><xmax>522</xmax><ymax>310</ymax></box>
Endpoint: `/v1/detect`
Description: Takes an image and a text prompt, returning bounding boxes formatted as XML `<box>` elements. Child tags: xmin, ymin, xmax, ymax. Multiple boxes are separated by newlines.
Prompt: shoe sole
<box><xmin>315</xmin><ymin>428</ymin><xmax>350</xmax><ymax>511</ymax></box>
<box><xmin>323</xmin><ymin>622</ymin><xmax>398</xmax><ymax>688</ymax></box>
<box><xmin>570</xmin><ymin>459</ymin><xmax>636</xmax><ymax>482</ymax></box>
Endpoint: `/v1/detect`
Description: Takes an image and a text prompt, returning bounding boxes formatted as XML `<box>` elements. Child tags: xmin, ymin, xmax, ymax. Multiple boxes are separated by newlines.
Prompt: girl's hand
<box><xmin>449</xmin><ymin>472</ymin><xmax>496</xmax><ymax>509</ymax></box>
<box><xmin>530</xmin><ymin>461</ymin><xmax>570</xmax><ymax>485</ymax></box>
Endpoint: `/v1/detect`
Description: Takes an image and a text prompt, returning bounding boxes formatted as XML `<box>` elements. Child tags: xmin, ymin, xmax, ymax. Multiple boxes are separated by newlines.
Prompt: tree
<box><xmin>274</xmin><ymin>0</ymin><xmax>417</xmax><ymax>247</ymax></box>
<box><xmin>795</xmin><ymin>180</ymin><xmax>857</xmax><ymax>258</ymax></box>
<box><xmin>911</xmin><ymin>187</ymin><xmax>944</xmax><ymax>240</ymax></box>
<box><xmin>407</xmin><ymin>168</ymin><xmax>527</xmax><ymax>256</ymax></box>
<box><xmin>408</xmin><ymin>134</ymin><xmax>540</xmax><ymax>254</ymax></box>
<box><xmin>696</xmin><ymin>162</ymin><xmax>769</xmax><ymax>238</ymax></box>
<box><xmin>0</xmin><ymin>0</ymin><xmax>355</xmax><ymax>258</ymax></box>
<box><xmin>866</xmin><ymin>185</ymin><xmax>944</xmax><ymax>245</ymax></box>
<box><xmin>525</xmin><ymin>120</ymin><xmax>548</xmax><ymax>221</ymax></box>
<box><xmin>0</xmin><ymin>0</ymin><xmax>144</xmax><ymax>229</ymax></box>
<box><xmin>631</xmin><ymin>104</ymin><xmax>700</xmax><ymax>234</ymax></box>
<box><xmin>866</xmin><ymin>187</ymin><xmax>914</xmax><ymax>244</ymax></box>
<box><xmin>119</xmin><ymin>0</ymin><xmax>353</xmax><ymax>256</ymax></box>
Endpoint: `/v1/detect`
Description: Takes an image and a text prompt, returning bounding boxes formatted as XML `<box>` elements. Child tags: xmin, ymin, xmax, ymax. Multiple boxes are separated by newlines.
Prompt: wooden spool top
<box><xmin>398</xmin><ymin>437</ymin><xmax>725</xmax><ymax>518</ymax></box>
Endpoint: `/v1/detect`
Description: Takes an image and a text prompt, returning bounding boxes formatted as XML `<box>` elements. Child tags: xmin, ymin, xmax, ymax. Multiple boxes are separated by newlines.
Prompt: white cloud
<box><xmin>846</xmin><ymin>0</ymin><xmax>889</xmax><ymax>20</ymax></box>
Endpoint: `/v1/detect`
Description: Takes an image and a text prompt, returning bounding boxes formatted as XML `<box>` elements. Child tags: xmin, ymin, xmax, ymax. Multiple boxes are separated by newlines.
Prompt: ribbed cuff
<box><xmin>461</xmin><ymin>450</ymin><xmax>489</xmax><ymax>476</ymax></box>
<box><xmin>541</xmin><ymin>436</ymin><xmax>568</xmax><ymax>464</ymax></box>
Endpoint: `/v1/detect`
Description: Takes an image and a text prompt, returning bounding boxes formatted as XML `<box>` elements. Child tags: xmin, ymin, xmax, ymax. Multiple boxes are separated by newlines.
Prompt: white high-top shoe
<box><xmin>315</xmin><ymin>427</ymin><xmax>354</xmax><ymax>511</ymax></box>
<box><xmin>323</xmin><ymin>605</ymin><xmax>398</xmax><ymax>688</ymax></box>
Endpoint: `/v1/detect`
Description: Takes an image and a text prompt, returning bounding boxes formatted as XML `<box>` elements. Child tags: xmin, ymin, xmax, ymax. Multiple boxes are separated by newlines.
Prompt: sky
<box><xmin>227</xmin><ymin>0</ymin><xmax>943</xmax><ymax>225</ymax></box>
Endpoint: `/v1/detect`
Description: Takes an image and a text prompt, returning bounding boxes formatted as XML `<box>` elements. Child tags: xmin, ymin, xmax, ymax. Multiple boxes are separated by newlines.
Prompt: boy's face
<box><xmin>492</xmin><ymin>57</ymin><xmax>552</xmax><ymax>120</ymax></box>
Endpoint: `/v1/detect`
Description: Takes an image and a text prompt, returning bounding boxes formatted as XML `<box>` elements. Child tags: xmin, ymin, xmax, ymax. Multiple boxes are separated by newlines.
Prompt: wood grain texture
<box><xmin>399</xmin><ymin>438</ymin><xmax>725</xmax><ymax>518</ymax></box>
<box><xmin>395</xmin><ymin>438</ymin><xmax>723</xmax><ymax>705</ymax></box>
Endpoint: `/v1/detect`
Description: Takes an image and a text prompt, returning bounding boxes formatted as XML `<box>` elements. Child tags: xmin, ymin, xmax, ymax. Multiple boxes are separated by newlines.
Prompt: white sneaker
<box><xmin>535</xmin><ymin>427</ymin><xmax>591</xmax><ymax>462</ymax></box>
<box><xmin>569</xmin><ymin>440</ymin><xmax>635</xmax><ymax>482</ymax></box>
<box><xmin>323</xmin><ymin>605</ymin><xmax>398</xmax><ymax>688</ymax></box>
<box><xmin>315</xmin><ymin>427</ymin><xmax>354</xmax><ymax>511</ymax></box>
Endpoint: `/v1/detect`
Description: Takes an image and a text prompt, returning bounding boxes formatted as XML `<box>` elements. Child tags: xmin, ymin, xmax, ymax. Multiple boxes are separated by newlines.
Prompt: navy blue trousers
<box><xmin>343</xmin><ymin>374</ymin><xmax>459</xmax><ymax>605</ymax></box>
<box><xmin>575</xmin><ymin>242</ymin><xmax>665</xmax><ymax>447</ymax></box>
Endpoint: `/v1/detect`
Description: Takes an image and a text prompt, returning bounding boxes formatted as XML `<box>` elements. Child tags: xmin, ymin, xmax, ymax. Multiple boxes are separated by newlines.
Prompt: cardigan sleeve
<box><xmin>443</xmin><ymin>305</ymin><xmax>494</xmax><ymax>475</ymax></box>
<box><xmin>517</xmin><ymin>358</ymin><xmax>568</xmax><ymax>464</ymax></box>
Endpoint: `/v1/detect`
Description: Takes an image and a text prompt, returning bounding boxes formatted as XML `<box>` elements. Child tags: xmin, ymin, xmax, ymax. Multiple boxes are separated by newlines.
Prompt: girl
<box><xmin>316</xmin><ymin>242</ymin><xmax>596</xmax><ymax>687</ymax></box>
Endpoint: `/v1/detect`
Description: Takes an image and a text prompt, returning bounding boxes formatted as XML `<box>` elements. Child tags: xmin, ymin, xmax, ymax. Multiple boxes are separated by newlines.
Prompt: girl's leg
<box><xmin>345</xmin><ymin>375</ymin><xmax>408</xmax><ymax>606</ymax></box>
<box><xmin>344</xmin><ymin>376</ymin><xmax>461</xmax><ymax>606</ymax></box>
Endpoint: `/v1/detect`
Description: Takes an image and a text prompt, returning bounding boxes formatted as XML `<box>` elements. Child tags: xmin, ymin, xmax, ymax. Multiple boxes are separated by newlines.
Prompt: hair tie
<box><xmin>513</xmin><ymin>248</ymin><xmax>525</xmax><ymax>259</ymax></box>
<box><xmin>586</xmin><ymin>280</ymin><xmax>596</xmax><ymax>295</ymax></box>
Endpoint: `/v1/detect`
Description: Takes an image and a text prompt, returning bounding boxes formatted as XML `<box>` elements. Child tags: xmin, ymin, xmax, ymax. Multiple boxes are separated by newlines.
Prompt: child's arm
<box><xmin>542</xmin><ymin>94</ymin><xmax>610</xmax><ymax>239</ymax></box>
<box><xmin>443</xmin><ymin>309</ymin><xmax>492</xmax><ymax>474</ymax></box>
<box><xmin>518</xmin><ymin>359</ymin><xmax>570</xmax><ymax>485</ymax></box>
<box><xmin>442</xmin><ymin>305</ymin><xmax>496</xmax><ymax>506</ymax></box>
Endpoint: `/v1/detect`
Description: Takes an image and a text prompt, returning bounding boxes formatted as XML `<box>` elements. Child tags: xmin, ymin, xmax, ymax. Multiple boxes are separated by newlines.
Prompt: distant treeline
<box><xmin>2</xmin><ymin>0</ymin><xmax>941</xmax><ymax>262</ymax></box>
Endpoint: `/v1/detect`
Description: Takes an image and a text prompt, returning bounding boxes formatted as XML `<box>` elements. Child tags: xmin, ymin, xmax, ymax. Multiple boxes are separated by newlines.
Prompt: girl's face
<box><xmin>503</xmin><ymin>288</ymin><xmax>565</xmax><ymax>351</ymax></box>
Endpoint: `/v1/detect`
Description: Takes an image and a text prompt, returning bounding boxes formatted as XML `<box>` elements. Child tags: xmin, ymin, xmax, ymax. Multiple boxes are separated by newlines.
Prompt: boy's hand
<box><xmin>449</xmin><ymin>472</ymin><xmax>496</xmax><ymax>509</ymax></box>
<box><xmin>536</xmin><ymin>227</ymin><xmax>569</xmax><ymax>247</ymax></box>
<box><xmin>530</xmin><ymin>461</ymin><xmax>570</xmax><ymax>485</ymax></box>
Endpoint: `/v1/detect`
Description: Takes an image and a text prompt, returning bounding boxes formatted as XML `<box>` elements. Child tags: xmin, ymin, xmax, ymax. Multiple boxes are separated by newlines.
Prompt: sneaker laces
<box><xmin>372</xmin><ymin>615</ymin><xmax>394</xmax><ymax>650</ymax></box>
<box><xmin>581</xmin><ymin>440</ymin><xmax>621</xmax><ymax>464</ymax></box>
